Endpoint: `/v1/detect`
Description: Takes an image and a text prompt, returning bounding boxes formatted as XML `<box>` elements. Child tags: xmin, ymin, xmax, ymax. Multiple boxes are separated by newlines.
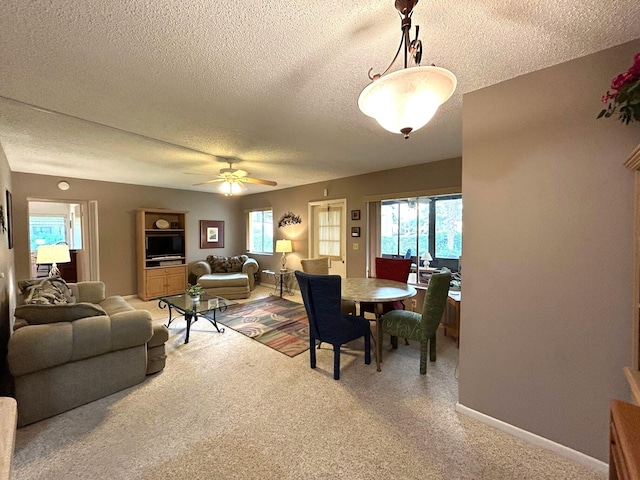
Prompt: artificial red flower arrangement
<box><xmin>598</xmin><ymin>52</ymin><xmax>640</xmax><ymax>125</ymax></box>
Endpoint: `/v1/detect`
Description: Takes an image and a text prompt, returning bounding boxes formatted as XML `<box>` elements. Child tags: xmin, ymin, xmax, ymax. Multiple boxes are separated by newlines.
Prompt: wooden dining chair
<box><xmin>360</xmin><ymin>257</ymin><xmax>413</xmax><ymax>316</ymax></box>
<box><xmin>380</xmin><ymin>271</ymin><xmax>451</xmax><ymax>374</ymax></box>
<box><xmin>295</xmin><ymin>271</ymin><xmax>371</xmax><ymax>380</ymax></box>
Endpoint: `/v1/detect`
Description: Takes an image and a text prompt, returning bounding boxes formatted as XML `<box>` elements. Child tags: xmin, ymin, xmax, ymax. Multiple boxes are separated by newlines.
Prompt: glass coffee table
<box><xmin>158</xmin><ymin>293</ymin><xmax>237</xmax><ymax>344</ymax></box>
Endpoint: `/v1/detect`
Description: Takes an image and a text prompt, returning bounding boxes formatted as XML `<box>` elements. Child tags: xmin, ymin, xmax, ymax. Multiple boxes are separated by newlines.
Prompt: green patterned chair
<box><xmin>380</xmin><ymin>271</ymin><xmax>451</xmax><ymax>374</ymax></box>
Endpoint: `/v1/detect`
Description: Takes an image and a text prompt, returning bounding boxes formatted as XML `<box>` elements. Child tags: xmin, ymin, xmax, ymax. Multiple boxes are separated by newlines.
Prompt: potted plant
<box><xmin>186</xmin><ymin>283</ymin><xmax>204</xmax><ymax>301</ymax></box>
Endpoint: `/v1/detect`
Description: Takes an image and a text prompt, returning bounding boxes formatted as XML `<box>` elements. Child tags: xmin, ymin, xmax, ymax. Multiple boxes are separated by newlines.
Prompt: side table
<box><xmin>263</xmin><ymin>269</ymin><xmax>294</xmax><ymax>297</ymax></box>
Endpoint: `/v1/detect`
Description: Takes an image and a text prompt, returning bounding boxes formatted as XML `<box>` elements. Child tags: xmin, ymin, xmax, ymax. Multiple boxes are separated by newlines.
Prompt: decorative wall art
<box><xmin>277</xmin><ymin>211</ymin><xmax>302</xmax><ymax>228</ymax></box>
<box><xmin>6</xmin><ymin>190</ymin><xmax>13</xmax><ymax>249</ymax></box>
<box><xmin>351</xmin><ymin>210</ymin><xmax>361</xmax><ymax>221</ymax></box>
<box><xmin>351</xmin><ymin>227</ymin><xmax>361</xmax><ymax>237</ymax></box>
<box><xmin>200</xmin><ymin>220</ymin><xmax>224</xmax><ymax>248</ymax></box>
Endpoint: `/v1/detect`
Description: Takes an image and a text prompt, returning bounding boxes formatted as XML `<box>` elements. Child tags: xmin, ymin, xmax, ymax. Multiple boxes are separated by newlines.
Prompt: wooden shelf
<box><xmin>136</xmin><ymin>208</ymin><xmax>188</xmax><ymax>300</ymax></box>
<box><xmin>610</xmin><ymin>399</ymin><xmax>640</xmax><ymax>479</ymax></box>
<box><xmin>624</xmin><ymin>367</ymin><xmax>640</xmax><ymax>405</ymax></box>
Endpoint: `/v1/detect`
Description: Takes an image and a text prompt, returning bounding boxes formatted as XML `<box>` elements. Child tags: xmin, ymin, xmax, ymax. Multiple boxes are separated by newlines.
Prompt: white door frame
<box><xmin>27</xmin><ymin>199</ymin><xmax>100</xmax><ymax>281</ymax></box>
<box><xmin>308</xmin><ymin>198</ymin><xmax>347</xmax><ymax>277</ymax></box>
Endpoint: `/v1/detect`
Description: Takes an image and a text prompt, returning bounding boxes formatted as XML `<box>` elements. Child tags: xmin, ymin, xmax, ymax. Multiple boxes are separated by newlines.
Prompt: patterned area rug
<box><xmin>219</xmin><ymin>296</ymin><xmax>310</xmax><ymax>357</ymax></box>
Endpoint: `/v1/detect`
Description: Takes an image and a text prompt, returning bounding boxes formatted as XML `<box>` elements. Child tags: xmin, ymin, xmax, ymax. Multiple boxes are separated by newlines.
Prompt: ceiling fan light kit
<box><xmin>358</xmin><ymin>0</ymin><xmax>457</xmax><ymax>139</ymax></box>
<box><xmin>192</xmin><ymin>160</ymin><xmax>277</xmax><ymax>195</ymax></box>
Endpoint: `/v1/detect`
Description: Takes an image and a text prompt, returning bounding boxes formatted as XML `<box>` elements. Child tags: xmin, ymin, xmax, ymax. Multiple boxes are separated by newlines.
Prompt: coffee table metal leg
<box><xmin>202</xmin><ymin>307</ymin><xmax>225</xmax><ymax>333</ymax></box>
<box><xmin>185</xmin><ymin>312</ymin><xmax>193</xmax><ymax>344</ymax></box>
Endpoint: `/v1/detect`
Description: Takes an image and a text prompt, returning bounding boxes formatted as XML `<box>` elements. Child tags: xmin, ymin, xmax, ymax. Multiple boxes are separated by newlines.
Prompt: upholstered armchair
<box><xmin>380</xmin><ymin>271</ymin><xmax>451</xmax><ymax>374</ymax></box>
<box><xmin>360</xmin><ymin>257</ymin><xmax>413</xmax><ymax>316</ymax></box>
<box><xmin>295</xmin><ymin>271</ymin><xmax>371</xmax><ymax>380</ymax></box>
<box><xmin>300</xmin><ymin>258</ymin><xmax>356</xmax><ymax>316</ymax></box>
<box><xmin>190</xmin><ymin>255</ymin><xmax>259</xmax><ymax>299</ymax></box>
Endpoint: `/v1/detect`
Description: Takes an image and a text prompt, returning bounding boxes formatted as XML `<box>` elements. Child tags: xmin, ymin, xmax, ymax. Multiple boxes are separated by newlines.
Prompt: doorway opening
<box><xmin>28</xmin><ymin>200</ymin><xmax>100</xmax><ymax>281</ymax></box>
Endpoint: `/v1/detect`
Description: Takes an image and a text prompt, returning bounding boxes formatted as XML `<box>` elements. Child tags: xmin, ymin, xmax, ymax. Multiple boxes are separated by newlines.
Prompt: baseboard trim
<box><xmin>455</xmin><ymin>403</ymin><xmax>608</xmax><ymax>474</ymax></box>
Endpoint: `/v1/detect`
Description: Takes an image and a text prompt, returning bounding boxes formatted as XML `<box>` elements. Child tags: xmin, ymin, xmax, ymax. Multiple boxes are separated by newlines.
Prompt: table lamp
<box><xmin>421</xmin><ymin>251</ymin><xmax>433</xmax><ymax>267</ymax></box>
<box><xmin>36</xmin><ymin>244</ymin><xmax>71</xmax><ymax>277</ymax></box>
<box><xmin>275</xmin><ymin>239</ymin><xmax>292</xmax><ymax>272</ymax></box>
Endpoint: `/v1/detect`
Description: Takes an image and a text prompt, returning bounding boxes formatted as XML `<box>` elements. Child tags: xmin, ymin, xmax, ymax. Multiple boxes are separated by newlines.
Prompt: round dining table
<box><xmin>341</xmin><ymin>278</ymin><xmax>417</xmax><ymax>372</ymax></box>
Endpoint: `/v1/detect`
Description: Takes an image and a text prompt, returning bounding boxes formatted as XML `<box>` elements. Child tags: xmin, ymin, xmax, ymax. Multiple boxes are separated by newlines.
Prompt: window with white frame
<box><xmin>380</xmin><ymin>194</ymin><xmax>462</xmax><ymax>262</ymax></box>
<box><xmin>317</xmin><ymin>208</ymin><xmax>341</xmax><ymax>258</ymax></box>
<box><xmin>248</xmin><ymin>209</ymin><xmax>273</xmax><ymax>254</ymax></box>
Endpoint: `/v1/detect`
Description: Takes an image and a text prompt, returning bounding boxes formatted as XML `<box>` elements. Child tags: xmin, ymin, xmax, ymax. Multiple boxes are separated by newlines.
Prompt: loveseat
<box><xmin>8</xmin><ymin>279</ymin><xmax>168</xmax><ymax>427</ymax></box>
<box><xmin>190</xmin><ymin>255</ymin><xmax>259</xmax><ymax>299</ymax></box>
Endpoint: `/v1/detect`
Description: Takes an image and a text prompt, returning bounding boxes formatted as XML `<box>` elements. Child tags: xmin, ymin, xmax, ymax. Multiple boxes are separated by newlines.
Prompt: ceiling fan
<box><xmin>192</xmin><ymin>161</ymin><xmax>278</xmax><ymax>195</ymax></box>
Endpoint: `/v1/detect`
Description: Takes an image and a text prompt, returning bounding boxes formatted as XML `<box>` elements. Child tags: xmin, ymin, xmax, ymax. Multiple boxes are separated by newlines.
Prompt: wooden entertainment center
<box><xmin>609</xmin><ymin>144</ymin><xmax>640</xmax><ymax>480</ymax></box>
<box><xmin>136</xmin><ymin>208</ymin><xmax>188</xmax><ymax>301</ymax></box>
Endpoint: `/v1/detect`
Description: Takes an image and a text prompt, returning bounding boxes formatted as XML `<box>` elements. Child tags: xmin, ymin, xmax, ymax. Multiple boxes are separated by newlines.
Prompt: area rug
<box><xmin>219</xmin><ymin>296</ymin><xmax>310</xmax><ymax>357</ymax></box>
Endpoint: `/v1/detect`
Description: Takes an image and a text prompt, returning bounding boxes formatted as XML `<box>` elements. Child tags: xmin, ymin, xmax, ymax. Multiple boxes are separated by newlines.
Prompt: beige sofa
<box><xmin>8</xmin><ymin>280</ymin><xmax>168</xmax><ymax>427</ymax></box>
<box><xmin>190</xmin><ymin>255</ymin><xmax>259</xmax><ymax>299</ymax></box>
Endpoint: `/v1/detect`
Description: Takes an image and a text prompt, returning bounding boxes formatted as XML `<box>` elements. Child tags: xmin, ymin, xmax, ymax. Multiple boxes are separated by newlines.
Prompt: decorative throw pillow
<box><xmin>19</xmin><ymin>278</ymin><xmax>72</xmax><ymax>305</ymax></box>
<box><xmin>14</xmin><ymin>303</ymin><xmax>106</xmax><ymax>325</ymax></box>
<box><xmin>206</xmin><ymin>255</ymin><xmax>229</xmax><ymax>273</ymax></box>
<box><xmin>227</xmin><ymin>255</ymin><xmax>248</xmax><ymax>272</ymax></box>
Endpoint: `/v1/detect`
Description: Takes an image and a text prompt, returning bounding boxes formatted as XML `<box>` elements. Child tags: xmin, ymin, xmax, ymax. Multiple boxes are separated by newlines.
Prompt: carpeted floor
<box><xmin>9</xmin><ymin>286</ymin><xmax>606</xmax><ymax>479</ymax></box>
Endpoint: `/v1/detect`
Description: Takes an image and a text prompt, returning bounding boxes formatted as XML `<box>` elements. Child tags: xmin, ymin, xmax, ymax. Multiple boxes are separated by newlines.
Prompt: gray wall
<box><xmin>238</xmin><ymin>158</ymin><xmax>462</xmax><ymax>276</ymax></box>
<box><xmin>460</xmin><ymin>38</ymin><xmax>640</xmax><ymax>461</ymax></box>
<box><xmin>0</xmin><ymin>146</ymin><xmax>15</xmax><ymax>394</ymax></box>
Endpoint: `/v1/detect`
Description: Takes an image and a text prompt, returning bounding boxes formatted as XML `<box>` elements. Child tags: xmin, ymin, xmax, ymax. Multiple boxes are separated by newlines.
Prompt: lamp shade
<box><xmin>421</xmin><ymin>251</ymin><xmax>433</xmax><ymax>262</ymax></box>
<box><xmin>36</xmin><ymin>244</ymin><xmax>71</xmax><ymax>264</ymax></box>
<box><xmin>220</xmin><ymin>180</ymin><xmax>242</xmax><ymax>196</ymax></box>
<box><xmin>275</xmin><ymin>239</ymin><xmax>292</xmax><ymax>253</ymax></box>
<box><xmin>358</xmin><ymin>66</ymin><xmax>457</xmax><ymax>136</ymax></box>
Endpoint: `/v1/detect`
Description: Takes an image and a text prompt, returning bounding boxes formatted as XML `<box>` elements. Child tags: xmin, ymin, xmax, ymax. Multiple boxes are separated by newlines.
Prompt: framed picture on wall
<box><xmin>351</xmin><ymin>227</ymin><xmax>360</xmax><ymax>237</ymax></box>
<box><xmin>351</xmin><ymin>209</ymin><xmax>361</xmax><ymax>221</ymax></box>
<box><xmin>200</xmin><ymin>220</ymin><xmax>224</xmax><ymax>248</ymax></box>
<box><xmin>6</xmin><ymin>190</ymin><xmax>13</xmax><ymax>249</ymax></box>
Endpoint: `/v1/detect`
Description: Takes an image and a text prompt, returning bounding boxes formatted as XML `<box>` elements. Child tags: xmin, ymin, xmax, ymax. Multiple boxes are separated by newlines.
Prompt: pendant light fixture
<box><xmin>358</xmin><ymin>0</ymin><xmax>456</xmax><ymax>139</ymax></box>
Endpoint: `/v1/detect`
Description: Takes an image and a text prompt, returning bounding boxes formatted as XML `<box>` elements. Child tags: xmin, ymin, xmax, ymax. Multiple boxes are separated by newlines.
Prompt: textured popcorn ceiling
<box><xmin>1</xmin><ymin>0</ymin><xmax>639</xmax><ymax>194</ymax></box>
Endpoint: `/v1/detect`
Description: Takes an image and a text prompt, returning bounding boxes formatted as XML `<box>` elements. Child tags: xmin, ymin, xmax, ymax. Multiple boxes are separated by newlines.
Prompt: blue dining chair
<box><xmin>380</xmin><ymin>271</ymin><xmax>451</xmax><ymax>374</ymax></box>
<box><xmin>295</xmin><ymin>271</ymin><xmax>371</xmax><ymax>380</ymax></box>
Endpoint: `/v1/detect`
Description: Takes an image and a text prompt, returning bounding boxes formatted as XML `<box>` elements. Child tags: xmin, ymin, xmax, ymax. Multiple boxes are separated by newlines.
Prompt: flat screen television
<box><xmin>146</xmin><ymin>235</ymin><xmax>184</xmax><ymax>258</ymax></box>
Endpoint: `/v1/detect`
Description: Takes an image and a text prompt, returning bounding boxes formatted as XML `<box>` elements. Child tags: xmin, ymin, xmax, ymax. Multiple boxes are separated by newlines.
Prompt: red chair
<box><xmin>360</xmin><ymin>257</ymin><xmax>413</xmax><ymax>316</ymax></box>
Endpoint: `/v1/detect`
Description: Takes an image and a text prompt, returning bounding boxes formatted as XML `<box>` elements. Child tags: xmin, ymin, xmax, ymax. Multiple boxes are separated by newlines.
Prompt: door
<box><xmin>308</xmin><ymin>199</ymin><xmax>347</xmax><ymax>277</ymax></box>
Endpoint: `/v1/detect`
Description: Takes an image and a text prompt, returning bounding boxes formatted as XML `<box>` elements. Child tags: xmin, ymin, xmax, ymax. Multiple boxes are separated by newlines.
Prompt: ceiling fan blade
<box><xmin>192</xmin><ymin>179</ymin><xmax>225</xmax><ymax>186</ymax></box>
<box><xmin>242</xmin><ymin>177</ymin><xmax>278</xmax><ymax>186</ymax></box>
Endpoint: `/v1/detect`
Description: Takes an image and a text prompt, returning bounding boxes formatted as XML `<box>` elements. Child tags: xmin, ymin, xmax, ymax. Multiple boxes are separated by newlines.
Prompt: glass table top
<box><xmin>159</xmin><ymin>293</ymin><xmax>237</xmax><ymax>314</ymax></box>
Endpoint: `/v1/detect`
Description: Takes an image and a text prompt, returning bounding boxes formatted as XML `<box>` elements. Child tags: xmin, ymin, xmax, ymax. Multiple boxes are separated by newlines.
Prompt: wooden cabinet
<box><xmin>136</xmin><ymin>208</ymin><xmax>188</xmax><ymax>301</ymax></box>
<box><xmin>610</xmin><ymin>399</ymin><xmax>640</xmax><ymax>480</ymax></box>
<box><xmin>143</xmin><ymin>266</ymin><xmax>186</xmax><ymax>299</ymax></box>
<box><xmin>443</xmin><ymin>291</ymin><xmax>461</xmax><ymax>348</ymax></box>
<box><xmin>624</xmin><ymin>143</ymin><xmax>640</xmax><ymax>401</ymax></box>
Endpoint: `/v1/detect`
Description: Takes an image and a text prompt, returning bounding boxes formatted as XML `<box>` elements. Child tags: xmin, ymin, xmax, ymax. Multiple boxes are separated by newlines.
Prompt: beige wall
<box><xmin>0</xmin><ymin>146</ymin><xmax>15</xmax><ymax>394</ymax></box>
<box><xmin>460</xmin><ymin>38</ymin><xmax>640</xmax><ymax>461</ymax></box>
<box><xmin>238</xmin><ymin>158</ymin><xmax>462</xmax><ymax>276</ymax></box>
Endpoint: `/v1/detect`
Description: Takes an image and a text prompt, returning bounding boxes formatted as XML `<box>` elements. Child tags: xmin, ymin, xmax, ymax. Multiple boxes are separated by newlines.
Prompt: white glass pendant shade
<box><xmin>358</xmin><ymin>66</ymin><xmax>457</xmax><ymax>136</ymax></box>
<box><xmin>220</xmin><ymin>180</ymin><xmax>242</xmax><ymax>195</ymax></box>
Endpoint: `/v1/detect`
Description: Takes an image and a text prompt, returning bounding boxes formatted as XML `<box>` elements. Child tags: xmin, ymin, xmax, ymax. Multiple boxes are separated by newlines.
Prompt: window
<box><xmin>317</xmin><ymin>208</ymin><xmax>341</xmax><ymax>257</ymax></box>
<box><xmin>380</xmin><ymin>194</ymin><xmax>462</xmax><ymax>262</ymax></box>
<box><xmin>435</xmin><ymin>197</ymin><xmax>462</xmax><ymax>259</ymax></box>
<box><xmin>248</xmin><ymin>209</ymin><xmax>273</xmax><ymax>254</ymax></box>
<box><xmin>29</xmin><ymin>215</ymin><xmax>67</xmax><ymax>251</ymax></box>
